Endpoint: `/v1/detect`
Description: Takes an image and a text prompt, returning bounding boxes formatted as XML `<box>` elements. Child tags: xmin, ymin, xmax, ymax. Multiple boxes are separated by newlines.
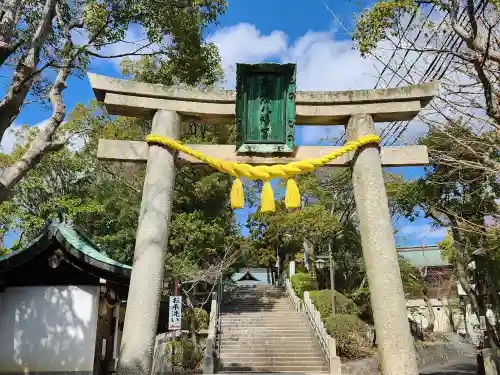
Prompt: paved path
<box><xmin>420</xmin><ymin>356</ymin><xmax>478</xmax><ymax>375</ymax></box>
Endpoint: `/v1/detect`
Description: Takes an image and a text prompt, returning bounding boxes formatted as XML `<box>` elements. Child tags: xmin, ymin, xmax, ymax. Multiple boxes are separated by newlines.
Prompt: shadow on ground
<box><xmin>419</xmin><ymin>357</ymin><xmax>477</xmax><ymax>375</ymax></box>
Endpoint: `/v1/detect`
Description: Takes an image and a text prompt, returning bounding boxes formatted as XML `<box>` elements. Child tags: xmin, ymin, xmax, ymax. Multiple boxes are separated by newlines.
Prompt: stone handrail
<box><xmin>284</xmin><ymin>278</ymin><xmax>302</xmax><ymax>312</ymax></box>
<box><xmin>203</xmin><ymin>291</ymin><xmax>219</xmax><ymax>374</ymax></box>
<box><xmin>284</xmin><ymin>278</ymin><xmax>340</xmax><ymax>374</ymax></box>
<box><xmin>303</xmin><ymin>291</ymin><xmax>341</xmax><ymax>375</ymax></box>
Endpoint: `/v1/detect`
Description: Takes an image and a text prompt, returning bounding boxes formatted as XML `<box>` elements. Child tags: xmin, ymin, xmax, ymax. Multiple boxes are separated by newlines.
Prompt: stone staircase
<box><xmin>217</xmin><ymin>284</ymin><xmax>329</xmax><ymax>373</ymax></box>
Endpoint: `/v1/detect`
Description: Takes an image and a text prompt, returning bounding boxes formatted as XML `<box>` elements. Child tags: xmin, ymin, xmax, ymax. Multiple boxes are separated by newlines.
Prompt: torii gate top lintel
<box><xmin>87</xmin><ymin>72</ymin><xmax>439</xmax><ymax>125</ymax></box>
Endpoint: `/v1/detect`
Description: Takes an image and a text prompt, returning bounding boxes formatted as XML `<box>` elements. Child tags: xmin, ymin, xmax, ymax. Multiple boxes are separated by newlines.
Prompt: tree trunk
<box><xmin>0</xmin><ymin>24</ymin><xmax>71</xmax><ymax>202</ymax></box>
<box><xmin>0</xmin><ymin>0</ymin><xmax>58</xmax><ymax>139</ymax></box>
<box><xmin>450</xmin><ymin>218</ymin><xmax>499</xmax><ymax>350</ymax></box>
<box><xmin>0</xmin><ymin>0</ymin><xmax>22</xmax><ymax>65</ymax></box>
<box><xmin>189</xmin><ymin>310</ymin><xmax>197</xmax><ymax>346</ymax></box>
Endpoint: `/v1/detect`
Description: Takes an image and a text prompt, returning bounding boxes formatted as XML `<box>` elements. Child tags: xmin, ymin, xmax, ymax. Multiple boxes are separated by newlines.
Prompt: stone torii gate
<box><xmin>87</xmin><ymin>67</ymin><xmax>438</xmax><ymax>375</ymax></box>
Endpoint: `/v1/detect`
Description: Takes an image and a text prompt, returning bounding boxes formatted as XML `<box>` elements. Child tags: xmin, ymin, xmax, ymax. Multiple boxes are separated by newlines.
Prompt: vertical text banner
<box><xmin>168</xmin><ymin>295</ymin><xmax>182</xmax><ymax>331</ymax></box>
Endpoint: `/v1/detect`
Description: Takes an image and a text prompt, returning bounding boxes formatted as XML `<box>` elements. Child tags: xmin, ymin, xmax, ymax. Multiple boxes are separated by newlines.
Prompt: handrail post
<box><xmin>328</xmin><ymin>337</ymin><xmax>341</xmax><ymax>375</ymax></box>
<box><xmin>204</xmin><ymin>291</ymin><xmax>218</xmax><ymax>374</ymax></box>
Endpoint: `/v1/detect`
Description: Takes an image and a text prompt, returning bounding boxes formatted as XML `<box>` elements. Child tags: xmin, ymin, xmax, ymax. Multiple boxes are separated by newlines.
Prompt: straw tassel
<box><xmin>260</xmin><ymin>181</ymin><xmax>276</xmax><ymax>212</ymax></box>
<box><xmin>230</xmin><ymin>177</ymin><xmax>244</xmax><ymax>209</ymax></box>
<box><xmin>285</xmin><ymin>178</ymin><xmax>301</xmax><ymax>209</ymax></box>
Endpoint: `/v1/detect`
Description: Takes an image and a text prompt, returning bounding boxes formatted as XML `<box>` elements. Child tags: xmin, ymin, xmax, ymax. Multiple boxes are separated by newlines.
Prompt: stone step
<box><xmin>224</xmin><ymin>295</ymin><xmax>286</xmax><ymax>299</ymax></box>
<box><xmin>224</xmin><ymin>292</ymin><xmax>286</xmax><ymax>295</ymax></box>
<box><xmin>222</xmin><ymin>317</ymin><xmax>304</xmax><ymax>320</ymax></box>
<box><xmin>219</xmin><ymin>358</ymin><xmax>326</xmax><ymax>366</ymax></box>
<box><xmin>222</xmin><ymin>297</ymin><xmax>291</xmax><ymax>306</ymax></box>
<box><xmin>222</xmin><ymin>304</ymin><xmax>291</xmax><ymax>308</ymax></box>
<box><xmin>226</xmin><ymin>290</ymin><xmax>286</xmax><ymax>292</ymax></box>
<box><xmin>217</xmin><ymin>372</ymin><xmax>328</xmax><ymax>375</ymax></box>
<box><xmin>219</xmin><ymin>352</ymin><xmax>323</xmax><ymax>359</ymax></box>
<box><xmin>220</xmin><ymin>326</ymin><xmax>311</xmax><ymax>337</ymax></box>
<box><xmin>220</xmin><ymin>352</ymin><xmax>325</xmax><ymax>363</ymax></box>
<box><xmin>223</xmin><ymin>304</ymin><xmax>291</xmax><ymax>307</ymax></box>
<box><xmin>221</xmin><ymin>315</ymin><xmax>304</xmax><ymax>319</ymax></box>
<box><xmin>221</xmin><ymin>314</ymin><xmax>299</xmax><ymax>318</ymax></box>
<box><xmin>221</xmin><ymin>308</ymin><xmax>296</xmax><ymax>316</ymax></box>
<box><xmin>220</xmin><ymin>335</ymin><xmax>318</xmax><ymax>342</ymax></box>
<box><xmin>222</xmin><ymin>302</ymin><xmax>291</xmax><ymax>306</ymax></box>
<box><xmin>220</xmin><ymin>322</ymin><xmax>307</xmax><ymax>327</ymax></box>
<box><xmin>220</xmin><ymin>323</ymin><xmax>308</xmax><ymax>328</ymax></box>
<box><xmin>219</xmin><ymin>339</ymin><xmax>321</xmax><ymax>348</ymax></box>
<box><xmin>218</xmin><ymin>364</ymin><xmax>329</xmax><ymax>372</ymax></box>
<box><xmin>220</xmin><ymin>324</ymin><xmax>307</xmax><ymax>329</ymax></box>
<box><xmin>219</xmin><ymin>347</ymin><xmax>322</xmax><ymax>355</ymax></box>
<box><xmin>222</xmin><ymin>306</ymin><xmax>293</xmax><ymax>310</ymax></box>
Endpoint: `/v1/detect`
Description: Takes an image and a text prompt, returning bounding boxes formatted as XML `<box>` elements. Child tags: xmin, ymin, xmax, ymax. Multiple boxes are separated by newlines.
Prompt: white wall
<box><xmin>0</xmin><ymin>285</ymin><xmax>99</xmax><ymax>372</ymax></box>
<box><xmin>406</xmin><ymin>298</ymin><xmax>457</xmax><ymax>333</ymax></box>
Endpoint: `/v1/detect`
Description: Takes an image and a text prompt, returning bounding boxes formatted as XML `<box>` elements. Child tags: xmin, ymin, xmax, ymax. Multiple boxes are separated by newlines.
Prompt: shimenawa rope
<box><xmin>145</xmin><ymin>134</ymin><xmax>381</xmax><ymax>212</ymax></box>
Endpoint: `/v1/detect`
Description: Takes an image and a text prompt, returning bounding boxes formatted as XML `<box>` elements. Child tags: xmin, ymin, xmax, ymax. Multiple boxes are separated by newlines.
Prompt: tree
<box><xmin>388</xmin><ymin>124</ymin><xmax>500</xmax><ymax>347</ymax></box>
<box><xmin>354</xmin><ymin>0</ymin><xmax>500</xmax><ymax>346</ymax></box>
<box><xmin>353</xmin><ymin>0</ymin><xmax>499</xmax><ymax>172</ymax></box>
<box><xmin>0</xmin><ymin>0</ymin><xmax>226</xmax><ymax>202</ymax></box>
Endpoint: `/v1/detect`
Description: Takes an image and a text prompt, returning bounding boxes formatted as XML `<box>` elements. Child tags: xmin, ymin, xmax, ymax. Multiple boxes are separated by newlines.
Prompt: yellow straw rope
<box><xmin>146</xmin><ymin>134</ymin><xmax>380</xmax><ymax>212</ymax></box>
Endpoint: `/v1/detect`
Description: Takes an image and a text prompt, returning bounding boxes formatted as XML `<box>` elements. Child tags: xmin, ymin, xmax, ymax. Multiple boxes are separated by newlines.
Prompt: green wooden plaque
<box><xmin>235</xmin><ymin>63</ymin><xmax>296</xmax><ymax>154</ymax></box>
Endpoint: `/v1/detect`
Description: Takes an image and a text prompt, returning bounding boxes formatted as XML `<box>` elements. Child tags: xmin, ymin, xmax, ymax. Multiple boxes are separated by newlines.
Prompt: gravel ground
<box><xmin>419</xmin><ymin>356</ymin><xmax>478</xmax><ymax>375</ymax></box>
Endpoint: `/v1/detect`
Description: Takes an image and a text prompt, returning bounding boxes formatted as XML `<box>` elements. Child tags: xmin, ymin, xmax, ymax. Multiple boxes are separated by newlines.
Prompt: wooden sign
<box><xmin>168</xmin><ymin>295</ymin><xmax>182</xmax><ymax>331</ymax></box>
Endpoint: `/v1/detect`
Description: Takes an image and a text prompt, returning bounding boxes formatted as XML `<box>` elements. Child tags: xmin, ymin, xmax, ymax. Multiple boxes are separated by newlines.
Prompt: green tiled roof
<box><xmin>0</xmin><ymin>214</ymin><xmax>131</xmax><ymax>277</ymax></box>
<box><xmin>397</xmin><ymin>246</ymin><xmax>449</xmax><ymax>267</ymax></box>
<box><xmin>57</xmin><ymin>225</ymin><xmax>132</xmax><ymax>270</ymax></box>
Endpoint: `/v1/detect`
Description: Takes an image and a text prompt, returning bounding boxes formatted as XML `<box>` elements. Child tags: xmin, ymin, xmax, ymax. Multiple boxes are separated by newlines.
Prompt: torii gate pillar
<box><xmin>348</xmin><ymin>114</ymin><xmax>418</xmax><ymax>375</ymax></box>
<box><xmin>117</xmin><ymin>110</ymin><xmax>181</xmax><ymax>375</ymax></box>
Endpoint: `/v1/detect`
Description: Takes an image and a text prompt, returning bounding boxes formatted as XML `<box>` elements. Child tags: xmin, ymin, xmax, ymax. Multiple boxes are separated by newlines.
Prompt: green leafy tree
<box><xmin>388</xmin><ymin>124</ymin><xmax>500</xmax><ymax>347</ymax></box>
<box><xmin>353</xmin><ymin>0</ymin><xmax>499</xmax><ymax>174</ymax></box>
<box><xmin>0</xmin><ymin>0</ymin><xmax>227</xmax><ymax>202</ymax></box>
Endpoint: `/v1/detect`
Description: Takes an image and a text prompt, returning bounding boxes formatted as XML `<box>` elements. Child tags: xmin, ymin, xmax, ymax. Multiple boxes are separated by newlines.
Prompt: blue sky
<box><xmin>0</xmin><ymin>0</ymin><xmax>447</xmax><ymax>248</ymax></box>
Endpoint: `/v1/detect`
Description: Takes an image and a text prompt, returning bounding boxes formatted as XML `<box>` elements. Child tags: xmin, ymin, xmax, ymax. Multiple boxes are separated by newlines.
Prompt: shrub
<box><xmin>309</xmin><ymin>289</ymin><xmax>361</xmax><ymax>318</ymax></box>
<box><xmin>325</xmin><ymin>314</ymin><xmax>369</xmax><ymax>359</ymax></box>
<box><xmin>290</xmin><ymin>272</ymin><xmax>314</xmax><ymax>298</ymax></box>
<box><xmin>165</xmin><ymin>337</ymin><xmax>203</xmax><ymax>370</ymax></box>
<box><xmin>350</xmin><ymin>287</ymin><xmax>374</xmax><ymax>324</ymax></box>
<box><xmin>181</xmin><ymin>307</ymin><xmax>209</xmax><ymax>332</ymax></box>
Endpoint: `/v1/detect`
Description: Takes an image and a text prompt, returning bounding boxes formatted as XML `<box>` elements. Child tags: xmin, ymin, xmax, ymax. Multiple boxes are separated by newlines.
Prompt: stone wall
<box><xmin>341</xmin><ymin>341</ymin><xmax>476</xmax><ymax>375</ymax></box>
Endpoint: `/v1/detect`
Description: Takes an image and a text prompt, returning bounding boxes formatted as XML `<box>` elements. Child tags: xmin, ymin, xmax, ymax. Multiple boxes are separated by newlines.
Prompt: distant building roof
<box><xmin>231</xmin><ymin>268</ymin><xmax>270</xmax><ymax>284</ymax></box>
<box><xmin>397</xmin><ymin>246</ymin><xmax>450</xmax><ymax>268</ymax></box>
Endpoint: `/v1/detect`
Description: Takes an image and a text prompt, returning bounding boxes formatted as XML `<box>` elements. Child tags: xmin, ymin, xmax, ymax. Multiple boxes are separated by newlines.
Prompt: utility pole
<box><xmin>328</xmin><ymin>238</ymin><xmax>336</xmax><ymax>314</ymax></box>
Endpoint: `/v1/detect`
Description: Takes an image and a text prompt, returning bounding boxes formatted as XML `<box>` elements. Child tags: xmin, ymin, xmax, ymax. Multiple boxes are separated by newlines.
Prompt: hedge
<box><xmin>309</xmin><ymin>289</ymin><xmax>361</xmax><ymax>318</ymax></box>
<box><xmin>290</xmin><ymin>272</ymin><xmax>313</xmax><ymax>298</ymax></box>
<box><xmin>181</xmin><ymin>307</ymin><xmax>209</xmax><ymax>332</ymax></box>
<box><xmin>325</xmin><ymin>314</ymin><xmax>369</xmax><ymax>359</ymax></box>
<box><xmin>165</xmin><ymin>337</ymin><xmax>203</xmax><ymax>370</ymax></box>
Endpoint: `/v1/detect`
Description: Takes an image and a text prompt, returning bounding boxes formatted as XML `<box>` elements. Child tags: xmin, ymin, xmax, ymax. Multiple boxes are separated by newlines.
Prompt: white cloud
<box><xmin>208</xmin><ymin>23</ymin><xmax>288</xmax><ymax>88</ymax></box>
<box><xmin>208</xmin><ymin>24</ymin><xmax>380</xmax><ymax>91</ymax></box>
<box><xmin>0</xmin><ymin>126</ymin><xmax>20</xmax><ymax>154</ymax></box>
<box><xmin>284</xmin><ymin>30</ymin><xmax>380</xmax><ymax>91</ymax></box>
<box><xmin>208</xmin><ymin>24</ymin><xmax>384</xmax><ymax>145</ymax></box>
